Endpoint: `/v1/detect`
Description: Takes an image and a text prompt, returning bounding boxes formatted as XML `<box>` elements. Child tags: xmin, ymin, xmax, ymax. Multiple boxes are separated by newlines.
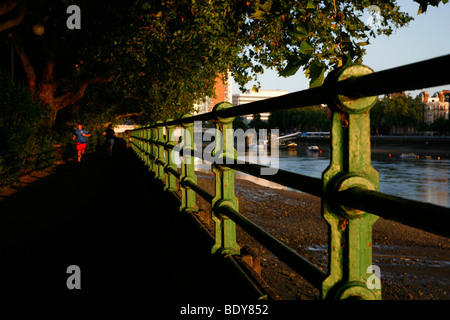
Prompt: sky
<box><xmin>232</xmin><ymin>0</ymin><xmax>450</xmax><ymax>98</ymax></box>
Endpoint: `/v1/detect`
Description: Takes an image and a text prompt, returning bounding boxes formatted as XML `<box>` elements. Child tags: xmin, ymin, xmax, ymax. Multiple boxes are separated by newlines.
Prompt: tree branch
<box><xmin>41</xmin><ymin>33</ymin><xmax>57</xmax><ymax>84</ymax></box>
<box><xmin>0</xmin><ymin>1</ymin><xmax>25</xmax><ymax>33</ymax></box>
<box><xmin>53</xmin><ymin>76</ymin><xmax>114</xmax><ymax>111</ymax></box>
<box><xmin>0</xmin><ymin>1</ymin><xmax>16</xmax><ymax>15</ymax></box>
<box><xmin>13</xmin><ymin>33</ymin><xmax>37</xmax><ymax>92</ymax></box>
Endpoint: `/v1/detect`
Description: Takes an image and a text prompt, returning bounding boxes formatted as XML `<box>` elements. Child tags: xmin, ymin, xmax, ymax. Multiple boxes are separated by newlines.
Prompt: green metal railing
<box><xmin>130</xmin><ymin>54</ymin><xmax>450</xmax><ymax>300</ymax></box>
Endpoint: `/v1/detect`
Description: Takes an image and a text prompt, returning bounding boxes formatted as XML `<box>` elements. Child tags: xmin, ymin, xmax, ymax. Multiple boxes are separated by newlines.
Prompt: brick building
<box><xmin>193</xmin><ymin>71</ymin><xmax>233</xmax><ymax>115</ymax></box>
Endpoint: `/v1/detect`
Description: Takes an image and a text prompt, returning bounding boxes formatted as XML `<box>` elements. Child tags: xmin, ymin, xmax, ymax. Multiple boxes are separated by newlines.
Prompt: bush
<box><xmin>0</xmin><ymin>71</ymin><xmax>58</xmax><ymax>190</ymax></box>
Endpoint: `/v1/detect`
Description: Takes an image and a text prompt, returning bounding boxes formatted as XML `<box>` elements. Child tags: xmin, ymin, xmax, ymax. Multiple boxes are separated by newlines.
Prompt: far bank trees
<box><xmin>370</xmin><ymin>95</ymin><xmax>423</xmax><ymax>135</ymax></box>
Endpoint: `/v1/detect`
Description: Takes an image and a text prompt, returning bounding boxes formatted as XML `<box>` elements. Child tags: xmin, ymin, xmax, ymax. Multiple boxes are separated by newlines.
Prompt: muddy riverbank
<box><xmin>193</xmin><ymin>172</ymin><xmax>450</xmax><ymax>300</ymax></box>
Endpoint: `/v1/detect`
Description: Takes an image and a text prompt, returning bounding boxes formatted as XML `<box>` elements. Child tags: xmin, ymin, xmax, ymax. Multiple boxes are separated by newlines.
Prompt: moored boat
<box><xmin>307</xmin><ymin>145</ymin><xmax>320</xmax><ymax>152</ymax></box>
<box><xmin>280</xmin><ymin>142</ymin><xmax>298</xmax><ymax>149</ymax></box>
<box><xmin>400</xmin><ymin>153</ymin><xmax>418</xmax><ymax>158</ymax></box>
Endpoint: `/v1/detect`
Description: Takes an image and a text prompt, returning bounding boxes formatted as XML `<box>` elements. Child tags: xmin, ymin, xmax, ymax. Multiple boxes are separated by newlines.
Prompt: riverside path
<box><xmin>0</xmin><ymin>139</ymin><xmax>261</xmax><ymax>300</ymax></box>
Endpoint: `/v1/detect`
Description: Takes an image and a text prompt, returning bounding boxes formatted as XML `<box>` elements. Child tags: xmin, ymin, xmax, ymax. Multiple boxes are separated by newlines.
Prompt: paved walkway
<box><xmin>0</xmin><ymin>139</ymin><xmax>261</xmax><ymax>300</ymax></box>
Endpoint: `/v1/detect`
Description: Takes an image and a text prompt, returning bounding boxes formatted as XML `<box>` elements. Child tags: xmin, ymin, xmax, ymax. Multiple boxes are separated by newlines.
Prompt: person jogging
<box><xmin>103</xmin><ymin>124</ymin><xmax>116</xmax><ymax>157</ymax></box>
<box><xmin>73</xmin><ymin>123</ymin><xmax>90</xmax><ymax>163</ymax></box>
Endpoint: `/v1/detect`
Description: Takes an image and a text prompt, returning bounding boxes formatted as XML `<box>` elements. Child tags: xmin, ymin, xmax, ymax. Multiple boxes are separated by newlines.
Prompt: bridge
<box><xmin>0</xmin><ymin>55</ymin><xmax>449</xmax><ymax>307</ymax></box>
<box><xmin>276</xmin><ymin>132</ymin><xmax>302</xmax><ymax>141</ymax></box>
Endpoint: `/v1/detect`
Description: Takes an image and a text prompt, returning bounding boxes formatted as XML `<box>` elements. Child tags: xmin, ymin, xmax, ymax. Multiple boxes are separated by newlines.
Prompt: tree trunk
<box><xmin>13</xmin><ymin>34</ymin><xmax>37</xmax><ymax>92</ymax></box>
<box><xmin>14</xmin><ymin>36</ymin><xmax>113</xmax><ymax>126</ymax></box>
<box><xmin>6</xmin><ymin>3</ymin><xmax>115</xmax><ymax>127</ymax></box>
<box><xmin>0</xmin><ymin>1</ymin><xmax>26</xmax><ymax>33</ymax></box>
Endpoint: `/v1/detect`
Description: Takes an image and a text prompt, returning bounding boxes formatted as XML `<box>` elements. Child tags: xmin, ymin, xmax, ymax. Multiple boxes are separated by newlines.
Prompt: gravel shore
<box><xmin>193</xmin><ymin>171</ymin><xmax>450</xmax><ymax>300</ymax></box>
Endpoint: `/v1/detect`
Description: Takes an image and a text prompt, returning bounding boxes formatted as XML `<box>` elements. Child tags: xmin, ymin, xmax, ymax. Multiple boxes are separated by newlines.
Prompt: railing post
<box><xmin>149</xmin><ymin>126</ymin><xmax>157</xmax><ymax>173</ymax></box>
<box><xmin>211</xmin><ymin>102</ymin><xmax>240</xmax><ymax>256</ymax></box>
<box><xmin>139</xmin><ymin>129</ymin><xmax>145</xmax><ymax>162</ymax></box>
<box><xmin>164</xmin><ymin>119</ymin><xmax>178</xmax><ymax>192</ymax></box>
<box><xmin>131</xmin><ymin>130</ymin><xmax>136</xmax><ymax>153</ymax></box>
<box><xmin>155</xmin><ymin>121</ymin><xmax>166</xmax><ymax>181</ymax></box>
<box><xmin>179</xmin><ymin>114</ymin><xmax>198</xmax><ymax>213</ymax></box>
<box><xmin>322</xmin><ymin>65</ymin><xmax>381</xmax><ymax>300</ymax></box>
<box><xmin>134</xmin><ymin>130</ymin><xmax>140</xmax><ymax>155</ymax></box>
<box><xmin>144</xmin><ymin>127</ymin><xmax>150</xmax><ymax>167</ymax></box>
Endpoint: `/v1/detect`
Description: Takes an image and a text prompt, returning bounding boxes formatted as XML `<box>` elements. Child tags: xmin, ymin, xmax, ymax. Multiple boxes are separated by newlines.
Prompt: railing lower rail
<box><xmin>130</xmin><ymin>54</ymin><xmax>450</xmax><ymax>300</ymax></box>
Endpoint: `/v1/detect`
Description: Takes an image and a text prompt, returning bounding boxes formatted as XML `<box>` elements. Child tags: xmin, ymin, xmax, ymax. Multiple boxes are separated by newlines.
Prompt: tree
<box><xmin>115</xmin><ymin>0</ymin><xmax>424</xmax><ymax>122</ymax></box>
<box><xmin>249</xmin><ymin>113</ymin><xmax>270</xmax><ymax>130</ymax></box>
<box><xmin>1</xmin><ymin>0</ymin><xmax>447</xmax><ymax>126</ymax></box>
<box><xmin>370</xmin><ymin>95</ymin><xmax>423</xmax><ymax>135</ymax></box>
<box><xmin>430</xmin><ymin>117</ymin><xmax>450</xmax><ymax>135</ymax></box>
<box><xmin>269</xmin><ymin>106</ymin><xmax>330</xmax><ymax>132</ymax></box>
<box><xmin>115</xmin><ymin>0</ymin><xmax>450</xmax><ymax>124</ymax></box>
<box><xmin>233</xmin><ymin>116</ymin><xmax>248</xmax><ymax>131</ymax></box>
<box><xmin>233</xmin><ymin>0</ymin><xmax>415</xmax><ymax>89</ymax></box>
<box><xmin>0</xmin><ymin>1</ymin><xmax>132</xmax><ymax>125</ymax></box>
<box><xmin>417</xmin><ymin>121</ymin><xmax>430</xmax><ymax>134</ymax></box>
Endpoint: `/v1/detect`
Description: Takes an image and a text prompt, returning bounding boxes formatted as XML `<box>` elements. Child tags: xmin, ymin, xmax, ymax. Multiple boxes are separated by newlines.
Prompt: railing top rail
<box><xmin>337</xmin><ymin>187</ymin><xmax>450</xmax><ymax>238</ymax></box>
<box><xmin>136</xmin><ymin>54</ymin><xmax>450</xmax><ymax>129</ymax></box>
<box><xmin>336</xmin><ymin>54</ymin><xmax>450</xmax><ymax>99</ymax></box>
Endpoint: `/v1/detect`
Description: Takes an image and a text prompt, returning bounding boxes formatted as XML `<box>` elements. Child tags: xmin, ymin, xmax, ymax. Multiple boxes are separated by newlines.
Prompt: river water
<box><xmin>273</xmin><ymin>150</ymin><xmax>450</xmax><ymax>207</ymax></box>
<box><xmin>194</xmin><ymin>148</ymin><xmax>450</xmax><ymax>207</ymax></box>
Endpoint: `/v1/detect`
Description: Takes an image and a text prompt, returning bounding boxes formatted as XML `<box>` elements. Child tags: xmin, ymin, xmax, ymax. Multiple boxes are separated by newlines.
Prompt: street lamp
<box><xmin>32</xmin><ymin>23</ymin><xmax>45</xmax><ymax>36</ymax></box>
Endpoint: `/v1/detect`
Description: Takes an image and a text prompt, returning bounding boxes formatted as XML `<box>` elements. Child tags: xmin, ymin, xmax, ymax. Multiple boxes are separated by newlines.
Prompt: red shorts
<box><xmin>76</xmin><ymin>142</ymin><xmax>87</xmax><ymax>151</ymax></box>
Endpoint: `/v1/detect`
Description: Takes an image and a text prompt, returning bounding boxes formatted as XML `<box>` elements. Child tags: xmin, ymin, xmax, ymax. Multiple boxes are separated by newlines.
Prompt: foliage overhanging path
<box><xmin>0</xmin><ymin>0</ymin><xmax>447</xmax><ymax>126</ymax></box>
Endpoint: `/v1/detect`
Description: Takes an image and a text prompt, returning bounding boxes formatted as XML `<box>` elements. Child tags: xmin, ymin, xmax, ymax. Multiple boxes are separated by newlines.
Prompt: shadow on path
<box><xmin>0</xmin><ymin>139</ymin><xmax>260</xmax><ymax>301</ymax></box>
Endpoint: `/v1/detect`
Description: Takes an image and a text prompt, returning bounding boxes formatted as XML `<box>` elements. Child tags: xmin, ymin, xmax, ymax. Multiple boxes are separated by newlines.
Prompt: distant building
<box><xmin>193</xmin><ymin>71</ymin><xmax>233</xmax><ymax>115</ymax></box>
<box><xmin>232</xmin><ymin>89</ymin><xmax>289</xmax><ymax>122</ymax></box>
<box><xmin>420</xmin><ymin>90</ymin><xmax>449</xmax><ymax>125</ymax></box>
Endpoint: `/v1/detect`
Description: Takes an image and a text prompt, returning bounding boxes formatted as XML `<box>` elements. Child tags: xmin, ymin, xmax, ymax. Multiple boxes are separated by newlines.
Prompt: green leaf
<box><xmin>299</xmin><ymin>41</ymin><xmax>313</xmax><ymax>53</ymax></box>
<box><xmin>279</xmin><ymin>60</ymin><xmax>302</xmax><ymax>77</ymax></box>
<box><xmin>307</xmin><ymin>61</ymin><xmax>326</xmax><ymax>88</ymax></box>
<box><xmin>251</xmin><ymin>9</ymin><xmax>266</xmax><ymax>20</ymax></box>
<box><xmin>415</xmin><ymin>0</ymin><xmax>448</xmax><ymax>14</ymax></box>
<box><xmin>289</xmin><ymin>31</ymin><xmax>306</xmax><ymax>41</ymax></box>
<box><xmin>296</xmin><ymin>21</ymin><xmax>308</xmax><ymax>36</ymax></box>
<box><xmin>289</xmin><ymin>21</ymin><xmax>308</xmax><ymax>42</ymax></box>
<box><xmin>259</xmin><ymin>0</ymin><xmax>272</xmax><ymax>12</ymax></box>
<box><xmin>306</xmin><ymin>1</ymin><xmax>316</xmax><ymax>9</ymax></box>
<box><xmin>252</xmin><ymin>0</ymin><xmax>273</xmax><ymax>19</ymax></box>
